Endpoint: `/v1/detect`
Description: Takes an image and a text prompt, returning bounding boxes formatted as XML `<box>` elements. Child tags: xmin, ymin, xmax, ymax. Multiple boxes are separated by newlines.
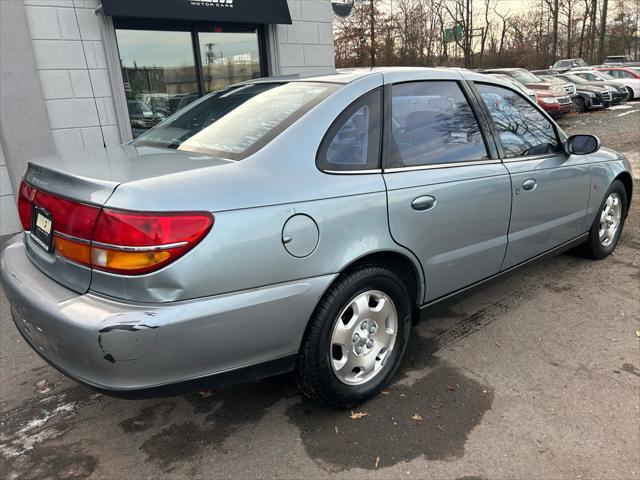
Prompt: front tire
<box><xmin>582</xmin><ymin>180</ymin><xmax>627</xmax><ymax>259</ymax></box>
<box><xmin>574</xmin><ymin>97</ymin><xmax>587</xmax><ymax>113</ymax></box>
<box><xmin>295</xmin><ymin>265</ymin><xmax>412</xmax><ymax>408</ymax></box>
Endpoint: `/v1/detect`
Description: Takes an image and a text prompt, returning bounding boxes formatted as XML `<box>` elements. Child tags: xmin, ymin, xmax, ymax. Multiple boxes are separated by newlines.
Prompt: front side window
<box><xmin>135</xmin><ymin>82</ymin><xmax>339</xmax><ymax>160</ymax></box>
<box><xmin>388</xmin><ymin>81</ymin><xmax>488</xmax><ymax>168</ymax></box>
<box><xmin>477</xmin><ymin>84</ymin><xmax>560</xmax><ymax>158</ymax></box>
<box><xmin>317</xmin><ymin>90</ymin><xmax>382</xmax><ymax>171</ymax></box>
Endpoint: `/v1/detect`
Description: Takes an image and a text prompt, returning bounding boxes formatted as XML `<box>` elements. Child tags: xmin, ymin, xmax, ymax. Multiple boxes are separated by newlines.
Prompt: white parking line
<box><xmin>617</xmin><ymin>109</ymin><xmax>640</xmax><ymax>117</ymax></box>
<box><xmin>608</xmin><ymin>104</ymin><xmax>633</xmax><ymax>110</ymax></box>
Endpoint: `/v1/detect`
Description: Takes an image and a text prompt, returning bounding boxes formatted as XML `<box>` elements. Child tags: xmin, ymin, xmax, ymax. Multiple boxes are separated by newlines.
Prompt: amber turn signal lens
<box><xmin>53</xmin><ymin>236</ymin><xmax>91</xmax><ymax>266</ymax></box>
<box><xmin>91</xmin><ymin>247</ymin><xmax>172</xmax><ymax>275</ymax></box>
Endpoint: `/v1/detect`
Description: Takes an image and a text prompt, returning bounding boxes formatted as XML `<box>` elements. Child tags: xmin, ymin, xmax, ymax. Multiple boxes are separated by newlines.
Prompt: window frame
<box><xmin>470</xmin><ymin>81</ymin><xmax>565</xmax><ymax>162</ymax></box>
<box><xmin>316</xmin><ymin>88</ymin><xmax>384</xmax><ymax>174</ymax></box>
<box><xmin>382</xmin><ymin>80</ymin><xmax>498</xmax><ymax>172</ymax></box>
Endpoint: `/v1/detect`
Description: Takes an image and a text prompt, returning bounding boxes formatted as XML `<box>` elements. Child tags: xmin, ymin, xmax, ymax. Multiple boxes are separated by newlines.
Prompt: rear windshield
<box><xmin>134</xmin><ymin>82</ymin><xmax>340</xmax><ymax>160</ymax></box>
<box><xmin>511</xmin><ymin>70</ymin><xmax>542</xmax><ymax>84</ymax></box>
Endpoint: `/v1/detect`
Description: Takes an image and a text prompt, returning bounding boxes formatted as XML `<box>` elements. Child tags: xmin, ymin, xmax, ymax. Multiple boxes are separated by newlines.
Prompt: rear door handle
<box><xmin>411</xmin><ymin>195</ymin><xmax>437</xmax><ymax>211</ymax></box>
<box><xmin>522</xmin><ymin>179</ymin><xmax>537</xmax><ymax>191</ymax></box>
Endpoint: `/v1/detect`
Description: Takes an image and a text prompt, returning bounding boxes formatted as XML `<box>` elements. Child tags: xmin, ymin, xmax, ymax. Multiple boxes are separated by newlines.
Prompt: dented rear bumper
<box><xmin>1</xmin><ymin>236</ymin><xmax>334</xmax><ymax>395</ymax></box>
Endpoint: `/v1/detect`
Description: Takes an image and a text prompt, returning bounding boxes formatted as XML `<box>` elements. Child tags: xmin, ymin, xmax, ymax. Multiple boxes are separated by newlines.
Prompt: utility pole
<box><xmin>598</xmin><ymin>0</ymin><xmax>608</xmax><ymax>62</ymax></box>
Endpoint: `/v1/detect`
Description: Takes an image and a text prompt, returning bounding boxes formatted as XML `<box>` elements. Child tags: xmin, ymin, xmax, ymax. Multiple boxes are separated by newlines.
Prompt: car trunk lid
<box><xmin>18</xmin><ymin>145</ymin><xmax>229</xmax><ymax>293</ymax></box>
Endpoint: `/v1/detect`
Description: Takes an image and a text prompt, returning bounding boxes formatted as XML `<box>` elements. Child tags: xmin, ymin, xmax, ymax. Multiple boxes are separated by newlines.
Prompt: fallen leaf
<box><xmin>374</xmin><ymin>456</ymin><xmax>380</xmax><ymax>469</ymax></box>
<box><xmin>334</xmin><ymin>426</ymin><xmax>339</xmax><ymax>435</ymax></box>
<box><xmin>411</xmin><ymin>413</ymin><xmax>423</xmax><ymax>421</ymax></box>
<box><xmin>447</xmin><ymin>384</ymin><xmax>457</xmax><ymax>392</ymax></box>
<box><xmin>437</xmin><ymin>424</ymin><xmax>446</xmax><ymax>431</ymax></box>
<box><xmin>35</xmin><ymin>379</ymin><xmax>51</xmax><ymax>394</ymax></box>
<box><xmin>636</xmin><ymin>330</ymin><xmax>640</xmax><ymax>338</ymax></box>
<box><xmin>380</xmin><ymin>390</ymin><xmax>390</xmax><ymax>395</ymax></box>
<box><xmin>198</xmin><ymin>389</ymin><xmax>215</xmax><ymax>399</ymax></box>
<box><xmin>350</xmin><ymin>411</ymin><xmax>369</xmax><ymax>419</ymax></box>
<box><xmin>399</xmin><ymin>393</ymin><xmax>406</xmax><ymax>398</ymax></box>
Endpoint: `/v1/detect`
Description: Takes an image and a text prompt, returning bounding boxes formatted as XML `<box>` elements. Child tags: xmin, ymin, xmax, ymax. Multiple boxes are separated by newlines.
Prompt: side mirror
<box><xmin>565</xmin><ymin>134</ymin><xmax>600</xmax><ymax>155</ymax></box>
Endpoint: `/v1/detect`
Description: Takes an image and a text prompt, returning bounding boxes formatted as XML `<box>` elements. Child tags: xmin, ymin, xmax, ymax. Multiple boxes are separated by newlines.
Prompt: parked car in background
<box><xmin>540</xmin><ymin>74</ymin><xmax>608</xmax><ymax>112</ymax></box>
<box><xmin>551</xmin><ymin>58</ymin><xmax>588</xmax><ymax>71</ymax></box>
<box><xmin>556</xmin><ymin>72</ymin><xmax>628</xmax><ymax>106</ymax></box>
<box><xmin>127</xmin><ymin>99</ymin><xmax>164</xmax><ymax>130</ymax></box>
<box><xmin>531</xmin><ymin>69</ymin><xmax>559</xmax><ymax>76</ymax></box>
<box><xmin>595</xmin><ymin>67</ymin><xmax>640</xmax><ymax>99</ymax></box>
<box><xmin>603</xmin><ymin>55</ymin><xmax>638</xmax><ymax>65</ymax></box>
<box><xmin>573</xmin><ymin>69</ymin><xmax>640</xmax><ymax>99</ymax></box>
<box><xmin>563</xmin><ymin>70</ymin><xmax>630</xmax><ymax>104</ymax></box>
<box><xmin>1</xmin><ymin>68</ymin><xmax>633</xmax><ymax>408</ymax></box>
<box><xmin>487</xmin><ymin>73</ymin><xmax>537</xmax><ymax>102</ymax></box>
<box><xmin>484</xmin><ymin>68</ymin><xmax>574</xmax><ymax>117</ymax></box>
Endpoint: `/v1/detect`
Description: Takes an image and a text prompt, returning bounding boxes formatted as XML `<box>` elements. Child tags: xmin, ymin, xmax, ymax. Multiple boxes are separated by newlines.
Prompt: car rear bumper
<box><xmin>1</xmin><ymin>236</ymin><xmax>334</xmax><ymax>395</ymax></box>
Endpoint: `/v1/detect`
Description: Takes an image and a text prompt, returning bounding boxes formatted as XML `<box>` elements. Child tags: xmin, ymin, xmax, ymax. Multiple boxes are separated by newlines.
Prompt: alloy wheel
<box><xmin>599</xmin><ymin>192</ymin><xmax>622</xmax><ymax>247</ymax></box>
<box><xmin>329</xmin><ymin>290</ymin><xmax>398</xmax><ymax>386</ymax></box>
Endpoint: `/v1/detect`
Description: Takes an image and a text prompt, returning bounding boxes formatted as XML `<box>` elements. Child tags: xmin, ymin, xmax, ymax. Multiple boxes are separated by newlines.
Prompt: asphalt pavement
<box><xmin>1</xmin><ymin>105</ymin><xmax>639</xmax><ymax>480</ymax></box>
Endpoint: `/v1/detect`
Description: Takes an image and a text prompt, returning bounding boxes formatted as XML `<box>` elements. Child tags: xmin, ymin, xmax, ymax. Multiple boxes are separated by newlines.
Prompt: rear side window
<box><xmin>477</xmin><ymin>83</ymin><xmax>560</xmax><ymax>158</ymax></box>
<box><xmin>317</xmin><ymin>89</ymin><xmax>382</xmax><ymax>172</ymax></box>
<box><xmin>387</xmin><ymin>81</ymin><xmax>488</xmax><ymax>168</ymax></box>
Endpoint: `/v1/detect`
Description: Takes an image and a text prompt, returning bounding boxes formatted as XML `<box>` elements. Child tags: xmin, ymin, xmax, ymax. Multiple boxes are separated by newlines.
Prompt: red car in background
<box><xmin>483</xmin><ymin>68</ymin><xmax>574</xmax><ymax>118</ymax></box>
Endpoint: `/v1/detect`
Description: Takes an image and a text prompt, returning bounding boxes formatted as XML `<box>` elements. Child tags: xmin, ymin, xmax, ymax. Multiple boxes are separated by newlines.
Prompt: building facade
<box><xmin>0</xmin><ymin>0</ymin><xmax>335</xmax><ymax>235</ymax></box>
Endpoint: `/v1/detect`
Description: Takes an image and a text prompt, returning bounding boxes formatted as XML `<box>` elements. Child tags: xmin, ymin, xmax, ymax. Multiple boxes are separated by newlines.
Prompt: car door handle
<box><xmin>411</xmin><ymin>195</ymin><xmax>437</xmax><ymax>211</ymax></box>
<box><xmin>522</xmin><ymin>179</ymin><xmax>537</xmax><ymax>191</ymax></box>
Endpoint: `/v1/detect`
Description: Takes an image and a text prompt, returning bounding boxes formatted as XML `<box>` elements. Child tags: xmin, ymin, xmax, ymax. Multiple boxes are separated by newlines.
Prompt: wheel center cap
<box><xmin>352</xmin><ymin>320</ymin><xmax>378</xmax><ymax>356</ymax></box>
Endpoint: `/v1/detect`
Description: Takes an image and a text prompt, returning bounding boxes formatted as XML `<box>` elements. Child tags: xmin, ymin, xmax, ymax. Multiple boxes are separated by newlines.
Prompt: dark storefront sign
<box><xmin>103</xmin><ymin>0</ymin><xmax>292</xmax><ymax>25</ymax></box>
<box><xmin>110</xmin><ymin>1</ymin><xmax>292</xmax><ymax>137</ymax></box>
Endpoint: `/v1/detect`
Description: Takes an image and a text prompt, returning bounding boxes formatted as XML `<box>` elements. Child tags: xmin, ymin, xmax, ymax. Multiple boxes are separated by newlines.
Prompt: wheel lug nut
<box><xmin>356</xmin><ymin>345</ymin><xmax>363</xmax><ymax>354</ymax></box>
<box><xmin>369</xmin><ymin>325</ymin><xmax>377</xmax><ymax>334</ymax></box>
<box><xmin>366</xmin><ymin>339</ymin><xmax>374</xmax><ymax>349</ymax></box>
<box><xmin>352</xmin><ymin>333</ymin><xmax>360</xmax><ymax>343</ymax></box>
<box><xmin>360</xmin><ymin>321</ymin><xmax>368</xmax><ymax>330</ymax></box>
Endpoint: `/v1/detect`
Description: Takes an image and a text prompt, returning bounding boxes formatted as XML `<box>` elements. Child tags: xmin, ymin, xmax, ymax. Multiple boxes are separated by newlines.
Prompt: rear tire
<box><xmin>582</xmin><ymin>180</ymin><xmax>627</xmax><ymax>259</ymax></box>
<box><xmin>626</xmin><ymin>86</ymin><xmax>635</xmax><ymax>100</ymax></box>
<box><xmin>295</xmin><ymin>265</ymin><xmax>412</xmax><ymax>408</ymax></box>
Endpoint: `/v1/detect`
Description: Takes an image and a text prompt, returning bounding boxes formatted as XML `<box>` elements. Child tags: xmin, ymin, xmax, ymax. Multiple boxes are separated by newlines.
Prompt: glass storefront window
<box><xmin>199</xmin><ymin>31</ymin><xmax>262</xmax><ymax>93</ymax></box>
<box><xmin>116</xmin><ymin>29</ymin><xmax>199</xmax><ymax>137</ymax></box>
<box><xmin>115</xmin><ymin>26</ymin><xmax>265</xmax><ymax>138</ymax></box>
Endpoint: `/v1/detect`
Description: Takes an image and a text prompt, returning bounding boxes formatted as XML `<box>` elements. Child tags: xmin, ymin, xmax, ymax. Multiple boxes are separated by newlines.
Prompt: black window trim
<box><xmin>316</xmin><ymin>87</ymin><xmax>384</xmax><ymax>175</ymax></box>
<box><xmin>470</xmin><ymin>81</ymin><xmax>567</xmax><ymax>163</ymax></box>
<box><xmin>382</xmin><ymin>79</ymin><xmax>498</xmax><ymax>172</ymax></box>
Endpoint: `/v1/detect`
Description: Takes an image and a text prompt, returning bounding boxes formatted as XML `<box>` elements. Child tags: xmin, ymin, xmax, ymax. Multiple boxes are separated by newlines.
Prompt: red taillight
<box><xmin>18</xmin><ymin>181</ymin><xmax>35</xmax><ymax>230</ymax></box>
<box><xmin>91</xmin><ymin>209</ymin><xmax>213</xmax><ymax>274</ymax></box>
<box><xmin>18</xmin><ymin>181</ymin><xmax>214</xmax><ymax>275</ymax></box>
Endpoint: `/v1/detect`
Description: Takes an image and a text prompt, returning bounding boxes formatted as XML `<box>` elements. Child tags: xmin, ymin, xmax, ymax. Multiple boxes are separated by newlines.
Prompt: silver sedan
<box><xmin>1</xmin><ymin>68</ymin><xmax>633</xmax><ymax>407</ymax></box>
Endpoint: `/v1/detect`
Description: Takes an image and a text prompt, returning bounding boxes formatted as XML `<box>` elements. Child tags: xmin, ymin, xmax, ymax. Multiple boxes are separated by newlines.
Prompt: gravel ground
<box><xmin>1</xmin><ymin>106</ymin><xmax>639</xmax><ymax>480</ymax></box>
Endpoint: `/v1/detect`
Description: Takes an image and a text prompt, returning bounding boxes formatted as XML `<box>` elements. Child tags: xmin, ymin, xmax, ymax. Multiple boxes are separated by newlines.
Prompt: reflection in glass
<box><xmin>135</xmin><ymin>82</ymin><xmax>339</xmax><ymax>160</ymax></box>
<box><xmin>477</xmin><ymin>84</ymin><xmax>559</xmax><ymax>157</ymax></box>
<box><xmin>116</xmin><ymin>29</ymin><xmax>198</xmax><ymax>137</ymax></box>
<box><xmin>389</xmin><ymin>81</ymin><xmax>488</xmax><ymax>167</ymax></box>
<box><xmin>199</xmin><ymin>32</ymin><xmax>262</xmax><ymax>93</ymax></box>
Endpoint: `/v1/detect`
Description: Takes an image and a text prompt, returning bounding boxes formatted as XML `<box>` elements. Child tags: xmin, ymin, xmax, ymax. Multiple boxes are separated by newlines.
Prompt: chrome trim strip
<box><xmin>502</xmin><ymin>153</ymin><xmax>561</xmax><ymax>163</ymax></box>
<box><xmin>384</xmin><ymin>159</ymin><xmax>500</xmax><ymax>173</ymax></box>
<box><xmin>323</xmin><ymin>169</ymin><xmax>383</xmax><ymax>175</ymax></box>
<box><xmin>91</xmin><ymin>240</ymin><xmax>188</xmax><ymax>252</ymax></box>
<box><xmin>53</xmin><ymin>231</ymin><xmax>91</xmax><ymax>245</ymax></box>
